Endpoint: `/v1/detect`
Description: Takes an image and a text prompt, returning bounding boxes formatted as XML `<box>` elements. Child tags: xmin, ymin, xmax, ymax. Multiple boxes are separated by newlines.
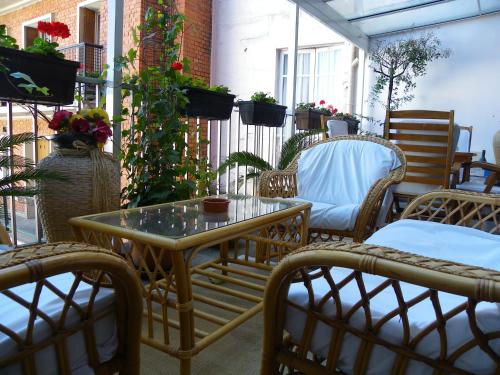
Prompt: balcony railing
<box><xmin>58</xmin><ymin>42</ymin><xmax>105</xmax><ymax>77</ymax></box>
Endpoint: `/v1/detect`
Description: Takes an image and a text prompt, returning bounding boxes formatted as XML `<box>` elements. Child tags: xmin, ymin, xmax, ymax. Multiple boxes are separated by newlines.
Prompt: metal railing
<box><xmin>58</xmin><ymin>42</ymin><xmax>105</xmax><ymax>77</ymax></box>
<box><xmin>0</xmin><ymin>76</ymin><xmax>105</xmax><ymax>247</ymax></box>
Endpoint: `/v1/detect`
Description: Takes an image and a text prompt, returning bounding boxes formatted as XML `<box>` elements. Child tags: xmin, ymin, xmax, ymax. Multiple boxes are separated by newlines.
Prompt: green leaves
<box><xmin>10</xmin><ymin>72</ymin><xmax>49</xmax><ymax>96</ymax></box>
<box><xmin>120</xmin><ymin>0</ymin><xmax>215</xmax><ymax>207</ymax></box>
<box><xmin>369</xmin><ymin>33</ymin><xmax>451</xmax><ymax>110</ymax></box>
<box><xmin>24</xmin><ymin>37</ymin><xmax>64</xmax><ymax>59</ymax></box>
<box><xmin>0</xmin><ymin>25</ymin><xmax>18</xmax><ymax>49</ymax></box>
<box><xmin>250</xmin><ymin>92</ymin><xmax>277</xmax><ymax>104</ymax></box>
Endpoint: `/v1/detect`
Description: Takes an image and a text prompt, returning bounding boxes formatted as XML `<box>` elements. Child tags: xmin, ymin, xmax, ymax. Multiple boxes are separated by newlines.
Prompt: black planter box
<box><xmin>181</xmin><ymin>86</ymin><xmax>236</xmax><ymax>120</ymax></box>
<box><xmin>238</xmin><ymin>101</ymin><xmax>287</xmax><ymax>127</ymax></box>
<box><xmin>345</xmin><ymin>119</ymin><xmax>360</xmax><ymax>134</ymax></box>
<box><xmin>295</xmin><ymin>109</ymin><xmax>323</xmax><ymax>130</ymax></box>
<box><xmin>0</xmin><ymin>46</ymin><xmax>80</xmax><ymax>106</ymax></box>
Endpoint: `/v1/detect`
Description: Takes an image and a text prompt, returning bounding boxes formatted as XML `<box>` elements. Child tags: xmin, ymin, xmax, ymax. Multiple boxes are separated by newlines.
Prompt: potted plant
<box><xmin>0</xmin><ymin>22</ymin><xmax>80</xmax><ymax>105</ymax></box>
<box><xmin>178</xmin><ymin>75</ymin><xmax>235</xmax><ymax>120</ymax></box>
<box><xmin>295</xmin><ymin>100</ymin><xmax>332</xmax><ymax>130</ymax></box>
<box><xmin>334</xmin><ymin>112</ymin><xmax>360</xmax><ymax>134</ymax></box>
<box><xmin>37</xmin><ymin>107</ymin><xmax>119</xmax><ymax>242</ymax></box>
<box><xmin>238</xmin><ymin>92</ymin><xmax>287</xmax><ymax>127</ymax></box>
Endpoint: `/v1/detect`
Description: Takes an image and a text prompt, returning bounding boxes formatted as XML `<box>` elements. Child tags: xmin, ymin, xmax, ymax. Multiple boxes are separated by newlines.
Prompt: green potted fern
<box><xmin>238</xmin><ymin>92</ymin><xmax>287</xmax><ymax>127</ymax></box>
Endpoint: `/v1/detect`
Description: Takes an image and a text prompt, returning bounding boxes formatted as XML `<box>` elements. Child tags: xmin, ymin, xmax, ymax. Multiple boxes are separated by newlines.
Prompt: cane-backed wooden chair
<box><xmin>261</xmin><ymin>190</ymin><xmax>500</xmax><ymax>375</ymax></box>
<box><xmin>384</xmin><ymin>110</ymin><xmax>455</xmax><ymax>205</ymax></box>
<box><xmin>0</xmin><ymin>236</ymin><xmax>142</xmax><ymax>374</ymax></box>
<box><xmin>259</xmin><ymin>135</ymin><xmax>406</xmax><ymax>242</ymax></box>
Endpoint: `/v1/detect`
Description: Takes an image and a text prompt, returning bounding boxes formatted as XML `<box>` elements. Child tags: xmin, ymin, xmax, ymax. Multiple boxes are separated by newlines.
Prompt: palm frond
<box><xmin>0</xmin><ymin>169</ymin><xmax>65</xmax><ymax>191</ymax></box>
<box><xmin>278</xmin><ymin>129</ymin><xmax>324</xmax><ymax>170</ymax></box>
<box><xmin>0</xmin><ymin>133</ymin><xmax>37</xmax><ymax>152</ymax></box>
<box><xmin>235</xmin><ymin>169</ymin><xmax>262</xmax><ymax>191</ymax></box>
<box><xmin>0</xmin><ymin>155</ymin><xmax>36</xmax><ymax>170</ymax></box>
<box><xmin>217</xmin><ymin>151</ymin><xmax>273</xmax><ymax>174</ymax></box>
<box><xmin>0</xmin><ymin>186</ymin><xmax>39</xmax><ymax>197</ymax></box>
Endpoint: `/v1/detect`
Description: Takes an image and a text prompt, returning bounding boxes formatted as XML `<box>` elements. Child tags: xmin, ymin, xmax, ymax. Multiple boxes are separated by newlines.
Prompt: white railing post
<box><xmin>286</xmin><ymin>3</ymin><xmax>300</xmax><ymax>138</ymax></box>
<box><xmin>106</xmin><ymin>0</ymin><xmax>123</xmax><ymax>157</ymax></box>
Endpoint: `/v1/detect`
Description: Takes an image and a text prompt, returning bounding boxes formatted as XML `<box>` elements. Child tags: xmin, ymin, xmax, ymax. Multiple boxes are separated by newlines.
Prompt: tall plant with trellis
<box><xmin>118</xmin><ymin>0</ymin><xmax>215</xmax><ymax>208</ymax></box>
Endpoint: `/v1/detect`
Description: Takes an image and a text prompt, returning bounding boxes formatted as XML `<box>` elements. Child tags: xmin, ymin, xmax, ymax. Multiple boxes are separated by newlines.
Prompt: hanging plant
<box><xmin>118</xmin><ymin>0</ymin><xmax>216</xmax><ymax>208</ymax></box>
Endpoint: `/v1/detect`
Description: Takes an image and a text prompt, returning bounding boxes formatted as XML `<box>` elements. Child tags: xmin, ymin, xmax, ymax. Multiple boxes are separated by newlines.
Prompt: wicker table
<box><xmin>69</xmin><ymin>194</ymin><xmax>311</xmax><ymax>374</ymax></box>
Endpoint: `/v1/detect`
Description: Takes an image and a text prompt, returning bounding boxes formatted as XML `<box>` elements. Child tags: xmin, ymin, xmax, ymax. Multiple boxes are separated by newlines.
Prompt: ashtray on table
<box><xmin>202</xmin><ymin>197</ymin><xmax>230</xmax><ymax>213</ymax></box>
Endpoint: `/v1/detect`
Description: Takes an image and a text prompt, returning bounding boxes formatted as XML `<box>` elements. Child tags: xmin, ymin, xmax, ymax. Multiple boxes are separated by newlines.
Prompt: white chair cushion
<box><xmin>287</xmin><ymin>197</ymin><xmax>359</xmax><ymax>231</ymax></box>
<box><xmin>327</xmin><ymin>120</ymin><xmax>348</xmax><ymax>137</ymax></box>
<box><xmin>297</xmin><ymin>140</ymin><xmax>401</xmax><ymax>207</ymax></box>
<box><xmin>456</xmin><ymin>182</ymin><xmax>500</xmax><ymax>194</ymax></box>
<box><xmin>393</xmin><ymin>182</ymin><xmax>441</xmax><ymax>196</ymax></box>
<box><xmin>285</xmin><ymin>221</ymin><xmax>500</xmax><ymax>373</ymax></box>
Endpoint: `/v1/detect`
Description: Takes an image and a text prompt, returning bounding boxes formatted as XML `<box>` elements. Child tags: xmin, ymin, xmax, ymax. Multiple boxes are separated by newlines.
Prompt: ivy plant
<box><xmin>118</xmin><ymin>0</ymin><xmax>216</xmax><ymax>208</ymax></box>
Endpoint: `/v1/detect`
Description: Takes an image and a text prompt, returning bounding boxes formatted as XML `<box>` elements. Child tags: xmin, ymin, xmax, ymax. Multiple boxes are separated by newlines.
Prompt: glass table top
<box><xmin>81</xmin><ymin>195</ymin><xmax>308</xmax><ymax>239</ymax></box>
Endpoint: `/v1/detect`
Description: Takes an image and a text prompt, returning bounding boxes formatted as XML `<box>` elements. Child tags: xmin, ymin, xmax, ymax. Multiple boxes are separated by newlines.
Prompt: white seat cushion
<box><xmin>297</xmin><ymin>140</ymin><xmax>401</xmax><ymax>207</ymax></box>
<box><xmin>0</xmin><ymin>273</ymin><xmax>117</xmax><ymax>374</ymax></box>
<box><xmin>457</xmin><ymin>182</ymin><xmax>500</xmax><ymax>194</ymax></box>
<box><xmin>393</xmin><ymin>182</ymin><xmax>441</xmax><ymax>196</ymax></box>
<box><xmin>287</xmin><ymin>197</ymin><xmax>359</xmax><ymax>231</ymax></box>
<box><xmin>285</xmin><ymin>220</ymin><xmax>500</xmax><ymax>374</ymax></box>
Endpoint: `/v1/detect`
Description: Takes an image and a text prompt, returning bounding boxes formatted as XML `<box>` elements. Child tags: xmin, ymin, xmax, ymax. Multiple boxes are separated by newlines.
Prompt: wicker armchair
<box><xmin>261</xmin><ymin>190</ymin><xmax>500</xmax><ymax>374</ymax></box>
<box><xmin>258</xmin><ymin>135</ymin><xmax>406</xmax><ymax>242</ymax></box>
<box><xmin>0</xmin><ymin>242</ymin><xmax>142</xmax><ymax>374</ymax></box>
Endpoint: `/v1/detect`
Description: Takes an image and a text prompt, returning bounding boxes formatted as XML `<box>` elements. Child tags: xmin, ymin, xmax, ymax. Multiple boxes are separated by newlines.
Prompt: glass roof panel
<box><xmin>347</xmin><ymin>0</ymin><xmax>480</xmax><ymax>36</ymax></box>
<box><xmin>325</xmin><ymin>0</ymin><xmax>446</xmax><ymax>21</ymax></box>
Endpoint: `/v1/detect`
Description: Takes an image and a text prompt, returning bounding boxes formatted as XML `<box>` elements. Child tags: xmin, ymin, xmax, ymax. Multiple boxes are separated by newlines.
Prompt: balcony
<box><xmin>58</xmin><ymin>42</ymin><xmax>105</xmax><ymax>77</ymax></box>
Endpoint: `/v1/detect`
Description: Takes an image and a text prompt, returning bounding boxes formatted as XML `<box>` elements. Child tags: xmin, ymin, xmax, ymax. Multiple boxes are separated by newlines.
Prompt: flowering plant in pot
<box><xmin>295</xmin><ymin>100</ymin><xmax>333</xmax><ymax>130</ymax></box>
<box><xmin>48</xmin><ymin>108</ymin><xmax>113</xmax><ymax>148</ymax></box>
<box><xmin>37</xmin><ymin>107</ymin><xmax>119</xmax><ymax>243</ymax></box>
<box><xmin>238</xmin><ymin>92</ymin><xmax>287</xmax><ymax>127</ymax></box>
<box><xmin>0</xmin><ymin>21</ymin><xmax>79</xmax><ymax>105</ymax></box>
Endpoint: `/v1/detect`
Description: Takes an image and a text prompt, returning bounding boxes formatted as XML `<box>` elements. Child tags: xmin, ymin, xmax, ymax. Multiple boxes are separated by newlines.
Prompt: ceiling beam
<box><xmin>290</xmin><ymin>0</ymin><xmax>369</xmax><ymax>50</ymax></box>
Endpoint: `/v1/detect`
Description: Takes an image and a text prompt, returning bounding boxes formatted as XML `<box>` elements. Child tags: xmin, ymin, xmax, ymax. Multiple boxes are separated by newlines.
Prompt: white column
<box><xmin>286</xmin><ymin>3</ymin><xmax>299</xmax><ymax>136</ymax></box>
<box><xmin>105</xmin><ymin>0</ymin><xmax>123</xmax><ymax>157</ymax></box>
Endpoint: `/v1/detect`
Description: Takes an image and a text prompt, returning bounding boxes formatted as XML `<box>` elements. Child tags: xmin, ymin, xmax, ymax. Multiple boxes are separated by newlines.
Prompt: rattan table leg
<box><xmin>171</xmin><ymin>251</ymin><xmax>195</xmax><ymax>375</ymax></box>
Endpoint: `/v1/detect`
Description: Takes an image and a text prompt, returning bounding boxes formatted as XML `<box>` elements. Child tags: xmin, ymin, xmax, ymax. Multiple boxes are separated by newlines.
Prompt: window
<box><xmin>22</xmin><ymin>14</ymin><xmax>51</xmax><ymax>48</ymax></box>
<box><xmin>278</xmin><ymin>46</ymin><xmax>343</xmax><ymax>106</ymax></box>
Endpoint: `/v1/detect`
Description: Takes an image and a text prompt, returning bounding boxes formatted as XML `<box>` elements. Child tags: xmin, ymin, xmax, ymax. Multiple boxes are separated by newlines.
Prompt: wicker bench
<box><xmin>260</xmin><ymin>190</ymin><xmax>500</xmax><ymax>374</ymax></box>
<box><xmin>0</xmin><ymin>242</ymin><xmax>142</xmax><ymax>374</ymax></box>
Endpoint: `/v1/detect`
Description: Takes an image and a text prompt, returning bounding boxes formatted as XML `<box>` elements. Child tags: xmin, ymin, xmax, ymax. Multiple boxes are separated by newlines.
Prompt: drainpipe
<box><xmin>286</xmin><ymin>3</ymin><xmax>299</xmax><ymax>136</ymax></box>
<box><xmin>106</xmin><ymin>0</ymin><xmax>123</xmax><ymax>158</ymax></box>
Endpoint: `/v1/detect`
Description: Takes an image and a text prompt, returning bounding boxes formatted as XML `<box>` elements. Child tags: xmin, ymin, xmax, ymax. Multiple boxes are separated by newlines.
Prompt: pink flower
<box><xmin>92</xmin><ymin>120</ymin><xmax>112</xmax><ymax>143</ymax></box>
<box><xmin>49</xmin><ymin>110</ymin><xmax>72</xmax><ymax>131</ymax></box>
<box><xmin>319</xmin><ymin>100</ymin><xmax>325</xmax><ymax>105</ymax></box>
<box><xmin>71</xmin><ymin>118</ymin><xmax>90</xmax><ymax>133</ymax></box>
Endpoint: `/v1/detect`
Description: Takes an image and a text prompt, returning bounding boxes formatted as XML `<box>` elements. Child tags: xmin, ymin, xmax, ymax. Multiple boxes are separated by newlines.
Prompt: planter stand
<box><xmin>238</xmin><ymin>101</ymin><xmax>287</xmax><ymax>127</ymax></box>
<box><xmin>0</xmin><ymin>46</ymin><xmax>79</xmax><ymax>105</ymax></box>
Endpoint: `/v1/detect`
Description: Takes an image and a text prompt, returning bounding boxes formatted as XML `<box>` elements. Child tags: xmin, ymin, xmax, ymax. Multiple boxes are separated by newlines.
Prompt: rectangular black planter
<box><xmin>295</xmin><ymin>109</ymin><xmax>323</xmax><ymax>130</ymax></box>
<box><xmin>238</xmin><ymin>101</ymin><xmax>287</xmax><ymax>127</ymax></box>
<box><xmin>181</xmin><ymin>86</ymin><xmax>236</xmax><ymax>120</ymax></box>
<box><xmin>0</xmin><ymin>46</ymin><xmax>80</xmax><ymax>106</ymax></box>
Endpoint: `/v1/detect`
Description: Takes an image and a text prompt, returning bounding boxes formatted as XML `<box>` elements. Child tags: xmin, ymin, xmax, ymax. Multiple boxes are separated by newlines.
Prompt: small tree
<box><xmin>369</xmin><ymin>33</ymin><xmax>451</xmax><ymax>111</ymax></box>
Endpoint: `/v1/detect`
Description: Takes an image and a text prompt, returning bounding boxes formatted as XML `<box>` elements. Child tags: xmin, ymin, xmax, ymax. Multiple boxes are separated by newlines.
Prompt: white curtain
<box><xmin>314</xmin><ymin>48</ymin><xmax>341</xmax><ymax>105</ymax></box>
<box><xmin>295</xmin><ymin>52</ymin><xmax>310</xmax><ymax>103</ymax></box>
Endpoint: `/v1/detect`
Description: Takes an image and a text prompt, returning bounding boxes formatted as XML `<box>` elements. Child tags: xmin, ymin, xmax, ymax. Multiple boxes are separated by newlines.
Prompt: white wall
<box><xmin>211</xmin><ymin>0</ymin><xmax>347</xmax><ymax>104</ymax></box>
<box><xmin>362</xmin><ymin>13</ymin><xmax>500</xmax><ymax>161</ymax></box>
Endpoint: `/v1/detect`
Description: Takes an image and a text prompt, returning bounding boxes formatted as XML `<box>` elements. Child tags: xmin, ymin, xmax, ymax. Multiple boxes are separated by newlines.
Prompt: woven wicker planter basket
<box><xmin>37</xmin><ymin>150</ymin><xmax>120</xmax><ymax>242</ymax></box>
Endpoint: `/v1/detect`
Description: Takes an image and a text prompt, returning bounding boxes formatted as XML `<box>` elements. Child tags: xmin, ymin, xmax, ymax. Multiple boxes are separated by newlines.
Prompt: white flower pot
<box><xmin>327</xmin><ymin>119</ymin><xmax>348</xmax><ymax>137</ymax></box>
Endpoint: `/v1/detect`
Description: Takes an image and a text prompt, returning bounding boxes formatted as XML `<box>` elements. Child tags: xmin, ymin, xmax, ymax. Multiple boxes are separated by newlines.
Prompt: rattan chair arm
<box><xmin>401</xmin><ymin>189</ymin><xmax>500</xmax><ymax>221</ymax></box>
<box><xmin>0</xmin><ymin>242</ymin><xmax>142</xmax><ymax>374</ymax></box>
<box><xmin>258</xmin><ymin>170</ymin><xmax>298</xmax><ymax>198</ymax></box>
<box><xmin>353</xmin><ymin>165</ymin><xmax>406</xmax><ymax>242</ymax></box>
<box><xmin>0</xmin><ymin>224</ymin><xmax>12</xmax><ymax>246</ymax></box>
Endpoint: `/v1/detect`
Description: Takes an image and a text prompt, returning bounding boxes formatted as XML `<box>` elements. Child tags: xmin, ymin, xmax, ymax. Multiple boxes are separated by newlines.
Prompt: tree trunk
<box><xmin>386</xmin><ymin>73</ymin><xmax>394</xmax><ymax>111</ymax></box>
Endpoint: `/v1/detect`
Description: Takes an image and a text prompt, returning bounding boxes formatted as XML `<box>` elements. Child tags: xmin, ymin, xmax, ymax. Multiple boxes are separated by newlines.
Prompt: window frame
<box><xmin>21</xmin><ymin>13</ymin><xmax>52</xmax><ymax>48</ymax></box>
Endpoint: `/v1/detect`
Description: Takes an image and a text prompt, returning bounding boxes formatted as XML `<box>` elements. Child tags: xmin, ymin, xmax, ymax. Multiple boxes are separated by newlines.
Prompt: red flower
<box><xmin>49</xmin><ymin>110</ymin><xmax>72</xmax><ymax>131</ymax></box>
<box><xmin>92</xmin><ymin>121</ymin><xmax>113</xmax><ymax>143</ymax></box>
<box><xmin>171</xmin><ymin>61</ymin><xmax>183</xmax><ymax>71</ymax></box>
<box><xmin>37</xmin><ymin>21</ymin><xmax>70</xmax><ymax>39</ymax></box>
<box><xmin>71</xmin><ymin>118</ymin><xmax>90</xmax><ymax>133</ymax></box>
<box><xmin>332</xmin><ymin>108</ymin><xmax>338</xmax><ymax>115</ymax></box>
<box><xmin>319</xmin><ymin>100</ymin><xmax>326</xmax><ymax>105</ymax></box>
